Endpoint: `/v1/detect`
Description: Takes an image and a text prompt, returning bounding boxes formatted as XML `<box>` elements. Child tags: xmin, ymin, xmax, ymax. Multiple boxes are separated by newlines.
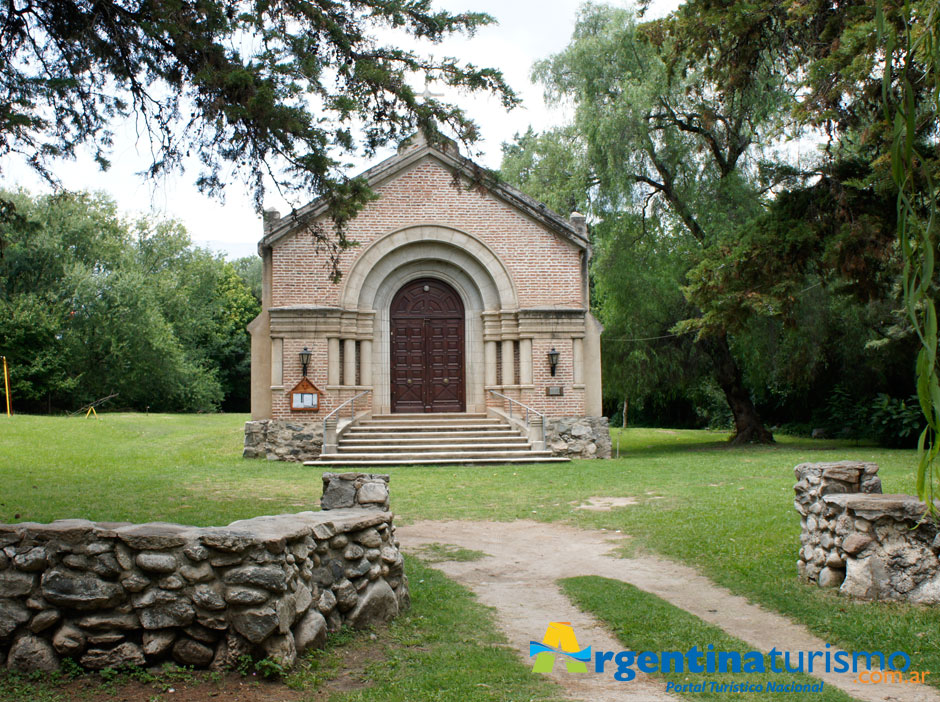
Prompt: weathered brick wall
<box><xmin>270</xmin><ymin>158</ymin><xmax>584</xmax><ymax>310</ymax></box>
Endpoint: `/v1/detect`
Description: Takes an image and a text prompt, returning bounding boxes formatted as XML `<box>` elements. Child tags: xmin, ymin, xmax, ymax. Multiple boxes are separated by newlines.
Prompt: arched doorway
<box><xmin>390</xmin><ymin>278</ymin><xmax>465</xmax><ymax>413</ymax></box>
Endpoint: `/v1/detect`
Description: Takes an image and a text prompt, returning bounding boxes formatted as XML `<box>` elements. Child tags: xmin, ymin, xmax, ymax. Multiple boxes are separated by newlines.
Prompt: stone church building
<box><xmin>244</xmin><ymin>132</ymin><xmax>610</xmax><ymax>464</ymax></box>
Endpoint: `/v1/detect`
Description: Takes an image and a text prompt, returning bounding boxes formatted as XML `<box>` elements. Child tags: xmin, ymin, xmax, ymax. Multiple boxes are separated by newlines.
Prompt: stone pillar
<box><xmin>501</xmin><ymin>339</ymin><xmax>514</xmax><ymax>387</ymax></box>
<box><xmin>584</xmin><ymin>313</ymin><xmax>603</xmax><ymax>416</ymax></box>
<box><xmin>328</xmin><ymin>338</ymin><xmax>340</xmax><ymax>386</ymax></box>
<box><xmin>343</xmin><ymin>339</ymin><xmax>356</xmax><ymax>386</ymax></box>
<box><xmin>572</xmin><ymin>338</ymin><xmax>584</xmax><ymax>385</ymax></box>
<box><xmin>519</xmin><ymin>338</ymin><xmax>533</xmax><ymax>385</ymax></box>
<box><xmin>271</xmin><ymin>338</ymin><xmax>283</xmax><ymax>387</ymax></box>
<box><xmin>528</xmin><ymin>415</ymin><xmax>545</xmax><ymax>451</ymax></box>
<box><xmin>323</xmin><ymin>417</ymin><xmax>338</xmax><ymax>454</ymax></box>
<box><xmin>484</xmin><ymin>341</ymin><xmax>498</xmax><ymax>387</ymax></box>
<box><xmin>360</xmin><ymin>340</ymin><xmax>373</xmax><ymax>387</ymax></box>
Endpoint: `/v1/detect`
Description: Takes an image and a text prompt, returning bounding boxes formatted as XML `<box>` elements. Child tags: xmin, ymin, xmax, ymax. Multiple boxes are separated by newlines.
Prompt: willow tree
<box><xmin>528</xmin><ymin>4</ymin><xmax>796</xmax><ymax>442</ymax></box>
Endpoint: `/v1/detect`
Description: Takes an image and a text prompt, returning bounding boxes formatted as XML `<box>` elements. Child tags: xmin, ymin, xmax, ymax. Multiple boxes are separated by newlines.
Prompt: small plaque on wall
<box><xmin>289</xmin><ymin>377</ymin><xmax>322</xmax><ymax>412</ymax></box>
<box><xmin>546</xmin><ymin>386</ymin><xmax>564</xmax><ymax>396</ymax></box>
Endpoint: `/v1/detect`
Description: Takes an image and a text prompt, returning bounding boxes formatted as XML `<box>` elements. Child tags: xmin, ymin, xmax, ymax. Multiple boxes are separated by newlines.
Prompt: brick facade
<box><xmin>248</xmin><ymin>133</ymin><xmax>604</xmax><ymax>426</ymax></box>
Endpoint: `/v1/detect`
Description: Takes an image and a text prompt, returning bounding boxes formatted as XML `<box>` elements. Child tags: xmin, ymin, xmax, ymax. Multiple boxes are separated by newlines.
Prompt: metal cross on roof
<box><xmin>420</xmin><ymin>83</ymin><xmax>445</xmax><ymax>101</ymax></box>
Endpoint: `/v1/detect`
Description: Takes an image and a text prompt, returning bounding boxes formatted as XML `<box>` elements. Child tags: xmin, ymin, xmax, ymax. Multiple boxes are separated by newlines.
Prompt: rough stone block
<box><xmin>293</xmin><ymin>610</ymin><xmax>327</xmax><ymax>652</ymax></box>
<box><xmin>231</xmin><ymin>607</ymin><xmax>279</xmax><ymax>644</ymax></box>
<box><xmin>136</xmin><ymin>552</ymin><xmax>178</xmax><ymax>573</ymax></box>
<box><xmin>41</xmin><ymin>569</ymin><xmax>121</xmax><ymax>610</ymax></box>
<box><xmin>0</xmin><ymin>599</ymin><xmax>31</xmax><ymax>639</ymax></box>
<box><xmin>80</xmin><ymin>642</ymin><xmax>145</xmax><ymax>670</ymax></box>
<box><xmin>346</xmin><ymin>580</ymin><xmax>399</xmax><ymax>629</ymax></box>
<box><xmin>6</xmin><ymin>634</ymin><xmax>58</xmax><ymax>673</ymax></box>
<box><xmin>172</xmin><ymin>638</ymin><xmax>215</xmax><ymax>666</ymax></box>
<box><xmin>223</xmin><ymin>565</ymin><xmax>287</xmax><ymax>593</ymax></box>
<box><xmin>51</xmin><ymin>623</ymin><xmax>85</xmax><ymax>655</ymax></box>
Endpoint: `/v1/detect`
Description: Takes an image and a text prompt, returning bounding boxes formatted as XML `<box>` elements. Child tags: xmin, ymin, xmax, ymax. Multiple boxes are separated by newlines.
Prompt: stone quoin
<box><xmin>245</xmin><ymin>131</ymin><xmax>610</xmax><ymax>460</ymax></box>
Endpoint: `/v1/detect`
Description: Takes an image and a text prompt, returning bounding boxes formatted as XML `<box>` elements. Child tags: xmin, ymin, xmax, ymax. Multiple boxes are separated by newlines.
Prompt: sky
<box><xmin>1</xmin><ymin>0</ymin><xmax>681</xmax><ymax>260</ymax></box>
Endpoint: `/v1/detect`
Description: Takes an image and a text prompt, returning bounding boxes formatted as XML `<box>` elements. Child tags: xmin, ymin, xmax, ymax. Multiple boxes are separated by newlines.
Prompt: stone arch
<box><xmin>341</xmin><ymin>224</ymin><xmax>517</xmax><ymax>312</ymax></box>
<box><xmin>341</xmin><ymin>225</ymin><xmax>515</xmax><ymax>414</ymax></box>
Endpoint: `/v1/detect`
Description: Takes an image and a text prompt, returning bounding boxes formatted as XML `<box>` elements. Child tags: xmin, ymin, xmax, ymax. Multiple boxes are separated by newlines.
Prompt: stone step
<box><xmin>342</xmin><ymin>430</ymin><xmax>525</xmax><ymax>440</ymax></box>
<box><xmin>308</xmin><ymin>456</ymin><xmax>570</xmax><ymax>466</ymax></box>
<box><xmin>359</xmin><ymin>416</ymin><xmax>503</xmax><ymax>425</ymax></box>
<box><xmin>370</xmin><ymin>413</ymin><xmax>489</xmax><ymax>420</ymax></box>
<box><xmin>341</xmin><ymin>435</ymin><xmax>530</xmax><ymax>446</ymax></box>
<box><xmin>318</xmin><ymin>449</ymin><xmax>556</xmax><ymax>461</ymax></box>
<box><xmin>337</xmin><ymin>442</ymin><xmax>535</xmax><ymax>453</ymax></box>
<box><xmin>350</xmin><ymin>423</ymin><xmax>508</xmax><ymax>433</ymax></box>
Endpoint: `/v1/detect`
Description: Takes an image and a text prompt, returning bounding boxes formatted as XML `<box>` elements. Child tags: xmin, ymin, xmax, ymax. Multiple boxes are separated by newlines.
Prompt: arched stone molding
<box><xmin>337</xmin><ymin>225</ymin><xmax>519</xmax><ymax>414</ymax></box>
<box><xmin>370</xmin><ymin>259</ymin><xmax>486</xmax><ymax>413</ymax></box>
<box><xmin>340</xmin><ymin>225</ymin><xmax>518</xmax><ymax>312</ymax></box>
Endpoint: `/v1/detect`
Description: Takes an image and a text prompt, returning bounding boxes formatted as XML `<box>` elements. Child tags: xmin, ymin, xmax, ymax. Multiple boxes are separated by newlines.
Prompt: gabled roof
<box><xmin>258</xmin><ymin>132</ymin><xmax>589</xmax><ymax>252</ymax></box>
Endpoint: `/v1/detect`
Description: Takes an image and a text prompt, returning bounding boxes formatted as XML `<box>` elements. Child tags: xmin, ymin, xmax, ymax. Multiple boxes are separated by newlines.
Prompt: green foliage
<box><xmin>869</xmin><ymin>394</ymin><xmax>925</xmax><ymax>448</ymax></box>
<box><xmin>252</xmin><ymin>657</ymin><xmax>286</xmax><ymax>680</ymax></box>
<box><xmin>874</xmin><ymin>0</ymin><xmax>940</xmax><ymax>510</ymax></box>
<box><xmin>3</xmin><ymin>414</ymin><xmax>938</xmax><ymax>694</ymax></box>
<box><xmin>0</xmin><ymin>189</ymin><xmax>258</xmax><ymax>413</ymax></box>
<box><xmin>0</xmin><ymin>0</ymin><xmax>516</xmax><ymax>229</ymax></box>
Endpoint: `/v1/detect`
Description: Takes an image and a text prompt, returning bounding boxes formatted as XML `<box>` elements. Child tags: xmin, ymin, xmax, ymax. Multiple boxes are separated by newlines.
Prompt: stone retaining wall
<box><xmin>245</xmin><ymin>416</ymin><xmax>612</xmax><ymax>461</ymax></box>
<box><xmin>545</xmin><ymin>416</ymin><xmax>612</xmax><ymax>459</ymax></box>
<box><xmin>0</xmin><ymin>474</ymin><xmax>407</xmax><ymax>673</ymax></box>
<box><xmin>794</xmin><ymin>461</ymin><xmax>940</xmax><ymax>603</ymax></box>
<box><xmin>243</xmin><ymin>420</ymin><xmax>323</xmax><ymax>462</ymax></box>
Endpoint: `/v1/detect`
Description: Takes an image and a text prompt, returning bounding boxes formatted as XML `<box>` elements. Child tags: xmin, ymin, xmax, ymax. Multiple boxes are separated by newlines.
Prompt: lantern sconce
<box><xmin>547</xmin><ymin>347</ymin><xmax>560</xmax><ymax>377</ymax></box>
<box><xmin>299</xmin><ymin>347</ymin><xmax>312</xmax><ymax>378</ymax></box>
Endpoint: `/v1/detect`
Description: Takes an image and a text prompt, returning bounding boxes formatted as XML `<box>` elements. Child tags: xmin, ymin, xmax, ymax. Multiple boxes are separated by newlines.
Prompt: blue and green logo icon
<box><xmin>530</xmin><ymin>622</ymin><xmax>592</xmax><ymax>674</ymax></box>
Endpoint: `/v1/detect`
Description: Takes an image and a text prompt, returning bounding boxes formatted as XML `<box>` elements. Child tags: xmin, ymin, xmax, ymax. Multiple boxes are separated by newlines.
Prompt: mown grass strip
<box><xmin>560</xmin><ymin>575</ymin><xmax>858</xmax><ymax>702</ymax></box>
<box><xmin>296</xmin><ymin>558</ymin><xmax>565</xmax><ymax>701</ymax></box>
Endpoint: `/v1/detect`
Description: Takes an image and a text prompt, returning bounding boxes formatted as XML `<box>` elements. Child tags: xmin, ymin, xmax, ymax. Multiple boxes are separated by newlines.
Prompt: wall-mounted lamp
<box><xmin>547</xmin><ymin>347</ymin><xmax>560</xmax><ymax>377</ymax></box>
<box><xmin>299</xmin><ymin>347</ymin><xmax>312</xmax><ymax>377</ymax></box>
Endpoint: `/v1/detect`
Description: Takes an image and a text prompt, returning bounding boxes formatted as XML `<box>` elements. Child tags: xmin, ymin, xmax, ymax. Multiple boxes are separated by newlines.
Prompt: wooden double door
<box><xmin>390</xmin><ymin>278</ymin><xmax>465</xmax><ymax>413</ymax></box>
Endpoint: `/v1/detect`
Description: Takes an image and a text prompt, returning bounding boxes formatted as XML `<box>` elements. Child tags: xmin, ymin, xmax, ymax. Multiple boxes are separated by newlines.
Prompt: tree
<box><xmin>0</xmin><ymin>0</ymin><xmax>516</xmax><ymax>246</ymax></box>
<box><xmin>0</xmin><ymin>189</ymin><xmax>259</xmax><ymax>413</ymax></box>
<box><xmin>517</xmin><ymin>4</ymin><xmax>797</xmax><ymax>442</ymax></box>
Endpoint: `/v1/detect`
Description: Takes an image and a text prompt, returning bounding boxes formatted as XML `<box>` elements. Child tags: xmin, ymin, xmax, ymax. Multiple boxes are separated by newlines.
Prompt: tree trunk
<box><xmin>706</xmin><ymin>334</ymin><xmax>774</xmax><ymax>444</ymax></box>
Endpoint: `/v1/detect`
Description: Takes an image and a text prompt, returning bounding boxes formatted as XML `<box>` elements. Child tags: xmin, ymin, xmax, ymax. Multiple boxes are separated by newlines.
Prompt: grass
<box><xmin>412</xmin><ymin>542</ymin><xmax>488</xmax><ymax>563</ymax></box>
<box><xmin>1</xmin><ymin>413</ymin><xmax>938</xmax><ymax>695</ymax></box>
<box><xmin>310</xmin><ymin>558</ymin><xmax>564</xmax><ymax>702</ymax></box>
<box><xmin>560</xmin><ymin>576</ymin><xmax>856</xmax><ymax>701</ymax></box>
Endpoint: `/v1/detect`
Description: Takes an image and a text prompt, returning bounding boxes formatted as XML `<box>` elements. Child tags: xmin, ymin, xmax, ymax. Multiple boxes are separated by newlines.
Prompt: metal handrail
<box><xmin>487</xmin><ymin>389</ymin><xmax>545</xmax><ymax>443</ymax></box>
<box><xmin>323</xmin><ymin>389</ymin><xmax>372</xmax><ymax>436</ymax></box>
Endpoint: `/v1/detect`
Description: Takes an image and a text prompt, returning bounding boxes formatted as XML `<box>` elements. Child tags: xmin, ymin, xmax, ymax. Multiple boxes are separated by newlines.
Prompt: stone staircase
<box><xmin>308</xmin><ymin>413</ymin><xmax>569</xmax><ymax>467</ymax></box>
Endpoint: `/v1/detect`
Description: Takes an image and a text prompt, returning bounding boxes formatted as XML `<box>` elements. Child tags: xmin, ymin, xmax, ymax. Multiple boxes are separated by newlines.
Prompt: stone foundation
<box><xmin>0</xmin><ymin>474</ymin><xmax>406</xmax><ymax>673</ymax></box>
<box><xmin>246</xmin><ymin>416</ymin><xmax>612</xmax><ymax>461</ymax></box>
<box><xmin>794</xmin><ymin>461</ymin><xmax>940</xmax><ymax>602</ymax></box>
<box><xmin>545</xmin><ymin>416</ymin><xmax>611</xmax><ymax>459</ymax></box>
<box><xmin>243</xmin><ymin>420</ymin><xmax>323</xmax><ymax>462</ymax></box>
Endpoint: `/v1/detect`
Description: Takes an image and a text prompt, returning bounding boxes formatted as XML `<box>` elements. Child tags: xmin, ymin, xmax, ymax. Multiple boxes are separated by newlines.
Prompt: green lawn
<box><xmin>561</xmin><ymin>576</ymin><xmax>856</xmax><ymax>702</ymax></box>
<box><xmin>1</xmin><ymin>413</ymin><xmax>937</xmax><ymax>697</ymax></box>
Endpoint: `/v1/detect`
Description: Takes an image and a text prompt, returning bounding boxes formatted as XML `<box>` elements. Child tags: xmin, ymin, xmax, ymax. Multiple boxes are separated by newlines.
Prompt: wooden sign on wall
<box><xmin>289</xmin><ymin>377</ymin><xmax>322</xmax><ymax>412</ymax></box>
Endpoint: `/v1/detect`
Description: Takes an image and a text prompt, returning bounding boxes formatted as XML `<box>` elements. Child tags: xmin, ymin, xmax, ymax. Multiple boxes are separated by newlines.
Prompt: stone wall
<box><xmin>246</xmin><ymin>417</ymin><xmax>612</xmax><ymax>461</ymax></box>
<box><xmin>0</xmin><ymin>474</ymin><xmax>407</xmax><ymax>673</ymax></box>
<box><xmin>794</xmin><ymin>461</ymin><xmax>940</xmax><ymax>603</ymax></box>
<box><xmin>243</xmin><ymin>420</ymin><xmax>322</xmax><ymax>462</ymax></box>
<box><xmin>545</xmin><ymin>416</ymin><xmax>612</xmax><ymax>459</ymax></box>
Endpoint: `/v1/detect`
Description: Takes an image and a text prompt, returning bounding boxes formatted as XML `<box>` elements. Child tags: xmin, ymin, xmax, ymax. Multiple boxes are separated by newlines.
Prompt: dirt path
<box><xmin>398</xmin><ymin>520</ymin><xmax>940</xmax><ymax>702</ymax></box>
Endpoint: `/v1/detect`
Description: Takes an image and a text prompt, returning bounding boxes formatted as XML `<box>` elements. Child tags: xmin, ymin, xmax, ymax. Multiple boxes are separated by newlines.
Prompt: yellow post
<box><xmin>2</xmin><ymin>356</ymin><xmax>10</xmax><ymax>417</ymax></box>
